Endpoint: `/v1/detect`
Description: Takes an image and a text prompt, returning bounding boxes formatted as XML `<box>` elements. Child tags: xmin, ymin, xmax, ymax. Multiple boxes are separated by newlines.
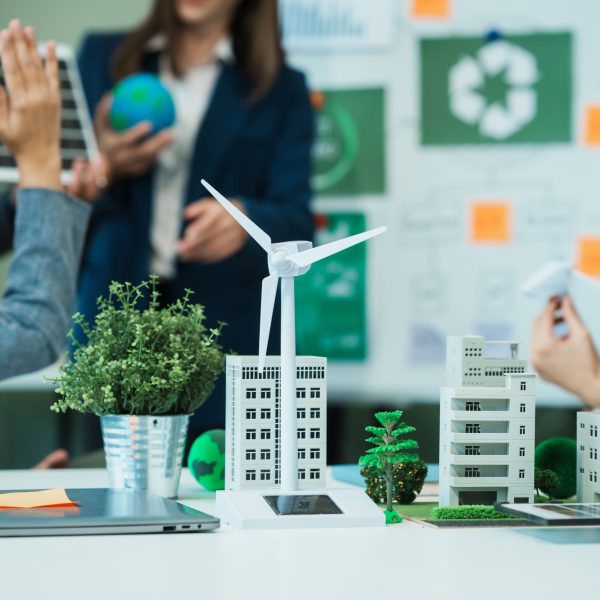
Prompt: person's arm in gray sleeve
<box><xmin>0</xmin><ymin>188</ymin><xmax>91</xmax><ymax>380</ymax></box>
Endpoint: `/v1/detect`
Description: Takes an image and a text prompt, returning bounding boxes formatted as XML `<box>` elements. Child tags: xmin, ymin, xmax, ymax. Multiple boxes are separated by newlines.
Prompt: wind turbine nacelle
<box><xmin>269</xmin><ymin>241</ymin><xmax>313</xmax><ymax>277</ymax></box>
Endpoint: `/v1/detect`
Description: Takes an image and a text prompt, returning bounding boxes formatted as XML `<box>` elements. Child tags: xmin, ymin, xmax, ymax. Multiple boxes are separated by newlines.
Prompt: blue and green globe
<box><xmin>188</xmin><ymin>429</ymin><xmax>226</xmax><ymax>492</ymax></box>
<box><xmin>109</xmin><ymin>73</ymin><xmax>176</xmax><ymax>133</ymax></box>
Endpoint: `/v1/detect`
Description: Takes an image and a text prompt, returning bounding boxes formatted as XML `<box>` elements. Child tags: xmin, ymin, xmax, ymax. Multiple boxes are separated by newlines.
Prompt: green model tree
<box><xmin>534</xmin><ymin>467</ymin><xmax>560</xmax><ymax>501</ymax></box>
<box><xmin>358</xmin><ymin>410</ymin><xmax>420</xmax><ymax>524</ymax></box>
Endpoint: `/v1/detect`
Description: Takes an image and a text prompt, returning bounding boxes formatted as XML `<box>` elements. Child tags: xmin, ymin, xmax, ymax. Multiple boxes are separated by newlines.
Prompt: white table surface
<box><xmin>0</xmin><ymin>468</ymin><xmax>597</xmax><ymax>600</ymax></box>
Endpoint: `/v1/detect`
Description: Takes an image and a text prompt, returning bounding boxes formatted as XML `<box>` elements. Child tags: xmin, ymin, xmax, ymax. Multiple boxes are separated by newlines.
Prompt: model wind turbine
<box><xmin>202</xmin><ymin>179</ymin><xmax>387</xmax><ymax>528</ymax></box>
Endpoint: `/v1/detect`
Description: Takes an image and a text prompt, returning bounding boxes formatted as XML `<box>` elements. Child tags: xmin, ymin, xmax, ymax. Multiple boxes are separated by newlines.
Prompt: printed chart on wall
<box><xmin>284</xmin><ymin>0</ymin><xmax>600</xmax><ymax>404</ymax></box>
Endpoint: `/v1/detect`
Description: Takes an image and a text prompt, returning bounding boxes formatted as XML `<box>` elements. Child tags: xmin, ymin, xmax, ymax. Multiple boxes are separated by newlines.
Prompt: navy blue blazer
<box><xmin>78</xmin><ymin>32</ymin><xmax>315</xmax><ymax>428</ymax></box>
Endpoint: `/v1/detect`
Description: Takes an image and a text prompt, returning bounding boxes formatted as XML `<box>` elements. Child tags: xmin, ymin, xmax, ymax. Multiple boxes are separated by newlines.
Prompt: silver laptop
<box><xmin>0</xmin><ymin>488</ymin><xmax>219</xmax><ymax>537</ymax></box>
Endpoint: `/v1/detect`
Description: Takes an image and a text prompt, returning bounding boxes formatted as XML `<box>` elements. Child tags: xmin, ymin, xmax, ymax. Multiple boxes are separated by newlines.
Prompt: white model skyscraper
<box><xmin>439</xmin><ymin>336</ymin><xmax>536</xmax><ymax>506</ymax></box>
<box><xmin>225</xmin><ymin>355</ymin><xmax>327</xmax><ymax>491</ymax></box>
<box><xmin>576</xmin><ymin>411</ymin><xmax>600</xmax><ymax>502</ymax></box>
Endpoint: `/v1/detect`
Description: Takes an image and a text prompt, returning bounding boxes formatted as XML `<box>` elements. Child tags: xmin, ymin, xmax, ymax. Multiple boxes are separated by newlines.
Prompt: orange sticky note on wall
<box><xmin>411</xmin><ymin>0</ymin><xmax>450</xmax><ymax>18</ymax></box>
<box><xmin>470</xmin><ymin>202</ymin><xmax>511</xmax><ymax>244</ymax></box>
<box><xmin>0</xmin><ymin>488</ymin><xmax>77</xmax><ymax>509</ymax></box>
<box><xmin>584</xmin><ymin>106</ymin><xmax>600</xmax><ymax>145</ymax></box>
<box><xmin>577</xmin><ymin>237</ymin><xmax>600</xmax><ymax>277</ymax></box>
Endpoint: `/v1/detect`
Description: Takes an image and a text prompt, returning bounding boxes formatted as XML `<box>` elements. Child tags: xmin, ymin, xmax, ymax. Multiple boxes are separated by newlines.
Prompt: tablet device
<box><xmin>0</xmin><ymin>488</ymin><xmax>219</xmax><ymax>537</ymax></box>
<box><xmin>496</xmin><ymin>502</ymin><xmax>600</xmax><ymax>526</ymax></box>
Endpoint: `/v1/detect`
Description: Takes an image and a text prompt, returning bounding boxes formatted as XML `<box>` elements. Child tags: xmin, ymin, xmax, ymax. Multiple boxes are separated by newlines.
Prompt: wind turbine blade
<box><xmin>201</xmin><ymin>179</ymin><xmax>272</xmax><ymax>253</ymax></box>
<box><xmin>287</xmin><ymin>226</ymin><xmax>387</xmax><ymax>268</ymax></box>
<box><xmin>258</xmin><ymin>274</ymin><xmax>279</xmax><ymax>373</ymax></box>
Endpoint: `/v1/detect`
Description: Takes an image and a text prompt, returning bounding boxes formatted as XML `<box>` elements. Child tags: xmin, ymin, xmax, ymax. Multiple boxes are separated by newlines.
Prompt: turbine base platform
<box><xmin>216</xmin><ymin>487</ymin><xmax>385</xmax><ymax>529</ymax></box>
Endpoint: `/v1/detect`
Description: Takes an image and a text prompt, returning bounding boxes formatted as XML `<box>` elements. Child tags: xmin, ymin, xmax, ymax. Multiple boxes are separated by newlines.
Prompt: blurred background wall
<box><xmin>0</xmin><ymin>0</ymin><xmax>583</xmax><ymax>468</ymax></box>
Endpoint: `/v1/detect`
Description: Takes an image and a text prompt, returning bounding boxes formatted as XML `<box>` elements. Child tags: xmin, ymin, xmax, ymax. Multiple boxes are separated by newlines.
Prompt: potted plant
<box><xmin>51</xmin><ymin>277</ymin><xmax>225</xmax><ymax>498</ymax></box>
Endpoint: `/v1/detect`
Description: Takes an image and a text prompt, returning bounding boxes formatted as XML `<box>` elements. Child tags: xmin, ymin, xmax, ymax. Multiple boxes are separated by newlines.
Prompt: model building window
<box><xmin>297</xmin><ymin>408</ymin><xmax>306</xmax><ymax>419</ymax></box>
<box><xmin>260</xmin><ymin>449</ymin><xmax>271</xmax><ymax>460</ymax></box>
<box><xmin>260</xmin><ymin>388</ymin><xmax>271</xmax><ymax>399</ymax></box>
<box><xmin>246</xmin><ymin>429</ymin><xmax>256</xmax><ymax>440</ymax></box>
<box><xmin>310</xmin><ymin>448</ymin><xmax>321</xmax><ymax>459</ymax></box>
<box><xmin>465</xmin><ymin>445</ymin><xmax>480</xmax><ymax>456</ymax></box>
<box><xmin>465</xmin><ymin>467</ymin><xmax>480</xmax><ymax>478</ymax></box>
<box><xmin>519</xmin><ymin>425</ymin><xmax>526</xmax><ymax>435</ymax></box>
<box><xmin>246</xmin><ymin>450</ymin><xmax>256</xmax><ymax>460</ymax></box>
<box><xmin>310</xmin><ymin>408</ymin><xmax>321</xmax><ymax>419</ymax></box>
<box><xmin>520</xmin><ymin>403</ymin><xmax>526</xmax><ymax>413</ymax></box>
<box><xmin>519</xmin><ymin>469</ymin><xmax>525</xmax><ymax>479</ymax></box>
<box><xmin>581</xmin><ymin>467</ymin><xmax>585</xmax><ymax>474</ymax></box>
<box><xmin>520</xmin><ymin>381</ymin><xmax>527</xmax><ymax>391</ymax></box>
<box><xmin>246</xmin><ymin>408</ymin><xmax>256</xmax><ymax>419</ymax></box>
<box><xmin>296</xmin><ymin>388</ymin><xmax>306</xmax><ymax>399</ymax></box>
<box><xmin>465</xmin><ymin>401</ymin><xmax>481</xmax><ymax>412</ymax></box>
<box><xmin>245</xmin><ymin>470</ymin><xmax>256</xmax><ymax>481</ymax></box>
<box><xmin>246</xmin><ymin>388</ymin><xmax>257</xmax><ymax>399</ymax></box>
<box><xmin>260</xmin><ymin>408</ymin><xmax>271</xmax><ymax>419</ymax></box>
<box><xmin>595</xmin><ymin>472</ymin><xmax>598</xmax><ymax>483</ymax></box>
<box><xmin>519</xmin><ymin>447</ymin><xmax>525</xmax><ymax>457</ymax></box>
<box><xmin>260</xmin><ymin>429</ymin><xmax>271</xmax><ymax>440</ymax></box>
<box><xmin>581</xmin><ymin>422</ymin><xmax>586</xmax><ymax>429</ymax></box>
<box><xmin>310</xmin><ymin>387</ymin><xmax>321</xmax><ymax>399</ymax></box>
<box><xmin>309</xmin><ymin>468</ymin><xmax>320</xmax><ymax>480</ymax></box>
<box><xmin>298</xmin><ymin>428</ymin><xmax>306</xmax><ymax>439</ymax></box>
<box><xmin>260</xmin><ymin>469</ymin><xmax>271</xmax><ymax>481</ymax></box>
<box><xmin>465</xmin><ymin>423</ymin><xmax>480</xmax><ymax>434</ymax></box>
<box><xmin>298</xmin><ymin>469</ymin><xmax>306</xmax><ymax>480</ymax></box>
<box><xmin>298</xmin><ymin>449</ymin><xmax>306</xmax><ymax>459</ymax></box>
<box><xmin>310</xmin><ymin>428</ymin><xmax>320</xmax><ymax>439</ymax></box>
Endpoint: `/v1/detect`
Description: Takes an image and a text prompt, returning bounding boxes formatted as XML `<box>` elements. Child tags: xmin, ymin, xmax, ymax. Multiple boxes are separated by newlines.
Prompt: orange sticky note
<box><xmin>0</xmin><ymin>488</ymin><xmax>77</xmax><ymax>509</ymax></box>
<box><xmin>470</xmin><ymin>202</ymin><xmax>511</xmax><ymax>244</ymax></box>
<box><xmin>577</xmin><ymin>237</ymin><xmax>600</xmax><ymax>277</ymax></box>
<box><xmin>584</xmin><ymin>106</ymin><xmax>600</xmax><ymax>145</ymax></box>
<box><xmin>411</xmin><ymin>0</ymin><xmax>450</xmax><ymax>18</ymax></box>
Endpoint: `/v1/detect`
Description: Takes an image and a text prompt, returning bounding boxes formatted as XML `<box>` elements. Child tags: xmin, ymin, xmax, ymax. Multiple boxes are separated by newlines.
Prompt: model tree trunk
<box><xmin>386</xmin><ymin>461</ymin><xmax>393</xmax><ymax>513</ymax></box>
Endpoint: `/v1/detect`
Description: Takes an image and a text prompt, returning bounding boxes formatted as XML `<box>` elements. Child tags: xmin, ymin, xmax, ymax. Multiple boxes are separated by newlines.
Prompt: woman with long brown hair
<box><xmin>77</xmin><ymin>0</ymin><xmax>314</xmax><ymax>437</ymax></box>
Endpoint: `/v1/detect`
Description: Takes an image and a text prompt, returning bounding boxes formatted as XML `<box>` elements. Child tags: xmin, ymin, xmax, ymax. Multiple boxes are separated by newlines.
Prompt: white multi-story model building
<box><xmin>225</xmin><ymin>355</ymin><xmax>327</xmax><ymax>491</ymax></box>
<box><xmin>439</xmin><ymin>336</ymin><xmax>536</xmax><ymax>506</ymax></box>
<box><xmin>576</xmin><ymin>412</ymin><xmax>600</xmax><ymax>502</ymax></box>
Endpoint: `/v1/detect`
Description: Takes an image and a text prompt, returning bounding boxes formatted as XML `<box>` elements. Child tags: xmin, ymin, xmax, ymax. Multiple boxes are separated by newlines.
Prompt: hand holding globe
<box><xmin>94</xmin><ymin>73</ymin><xmax>176</xmax><ymax>183</ymax></box>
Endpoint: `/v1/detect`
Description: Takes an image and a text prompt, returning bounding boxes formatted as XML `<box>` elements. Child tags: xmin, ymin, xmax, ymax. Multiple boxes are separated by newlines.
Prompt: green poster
<box><xmin>312</xmin><ymin>88</ymin><xmax>385</xmax><ymax>195</ymax></box>
<box><xmin>296</xmin><ymin>213</ymin><xmax>367</xmax><ymax>360</ymax></box>
<box><xmin>420</xmin><ymin>33</ymin><xmax>572</xmax><ymax>145</ymax></box>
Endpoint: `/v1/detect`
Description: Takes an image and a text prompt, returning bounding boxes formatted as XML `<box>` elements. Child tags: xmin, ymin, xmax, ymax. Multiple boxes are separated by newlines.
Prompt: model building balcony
<box><xmin>448</xmin><ymin>465</ymin><xmax>509</xmax><ymax>485</ymax></box>
<box><xmin>450</xmin><ymin>442</ymin><xmax>509</xmax><ymax>463</ymax></box>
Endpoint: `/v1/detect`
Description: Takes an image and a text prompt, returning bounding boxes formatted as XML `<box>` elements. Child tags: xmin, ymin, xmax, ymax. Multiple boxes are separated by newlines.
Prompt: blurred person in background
<box><xmin>75</xmin><ymin>0</ymin><xmax>314</xmax><ymax>441</ymax></box>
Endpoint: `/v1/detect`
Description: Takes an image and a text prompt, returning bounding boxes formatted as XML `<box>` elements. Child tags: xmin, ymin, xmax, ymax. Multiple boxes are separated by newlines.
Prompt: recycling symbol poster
<box><xmin>420</xmin><ymin>32</ymin><xmax>572</xmax><ymax>145</ymax></box>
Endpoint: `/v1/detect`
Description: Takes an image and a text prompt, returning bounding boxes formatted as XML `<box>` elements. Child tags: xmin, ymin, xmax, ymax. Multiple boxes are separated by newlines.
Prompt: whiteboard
<box><xmin>283</xmin><ymin>0</ymin><xmax>600</xmax><ymax>406</ymax></box>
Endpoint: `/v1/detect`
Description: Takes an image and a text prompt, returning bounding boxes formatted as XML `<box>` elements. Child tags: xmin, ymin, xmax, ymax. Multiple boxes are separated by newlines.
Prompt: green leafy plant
<box><xmin>358</xmin><ymin>410</ymin><xmax>420</xmax><ymax>524</ymax></box>
<box><xmin>431</xmin><ymin>505</ymin><xmax>514</xmax><ymax>520</ymax></box>
<box><xmin>534</xmin><ymin>467</ymin><xmax>561</xmax><ymax>501</ymax></box>
<box><xmin>361</xmin><ymin>459</ymin><xmax>428</xmax><ymax>505</ymax></box>
<box><xmin>51</xmin><ymin>277</ymin><xmax>225</xmax><ymax>416</ymax></box>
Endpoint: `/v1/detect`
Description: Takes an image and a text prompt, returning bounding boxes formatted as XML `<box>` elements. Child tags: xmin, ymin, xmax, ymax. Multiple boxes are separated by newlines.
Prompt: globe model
<box><xmin>188</xmin><ymin>429</ymin><xmax>226</xmax><ymax>492</ymax></box>
<box><xmin>109</xmin><ymin>73</ymin><xmax>176</xmax><ymax>133</ymax></box>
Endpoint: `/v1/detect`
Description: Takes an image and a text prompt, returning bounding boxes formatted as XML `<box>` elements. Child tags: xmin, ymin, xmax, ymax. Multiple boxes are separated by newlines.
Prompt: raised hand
<box><xmin>0</xmin><ymin>20</ymin><xmax>61</xmax><ymax>190</ymax></box>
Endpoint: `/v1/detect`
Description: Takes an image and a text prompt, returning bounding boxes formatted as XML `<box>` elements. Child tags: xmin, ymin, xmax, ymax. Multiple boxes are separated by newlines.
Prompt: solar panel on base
<box><xmin>0</xmin><ymin>44</ymin><xmax>98</xmax><ymax>183</ymax></box>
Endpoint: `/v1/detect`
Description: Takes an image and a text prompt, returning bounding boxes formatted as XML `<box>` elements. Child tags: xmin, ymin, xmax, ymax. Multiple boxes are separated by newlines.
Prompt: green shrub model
<box><xmin>358</xmin><ymin>410</ymin><xmax>420</xmax><ymax>524</ymax></box>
